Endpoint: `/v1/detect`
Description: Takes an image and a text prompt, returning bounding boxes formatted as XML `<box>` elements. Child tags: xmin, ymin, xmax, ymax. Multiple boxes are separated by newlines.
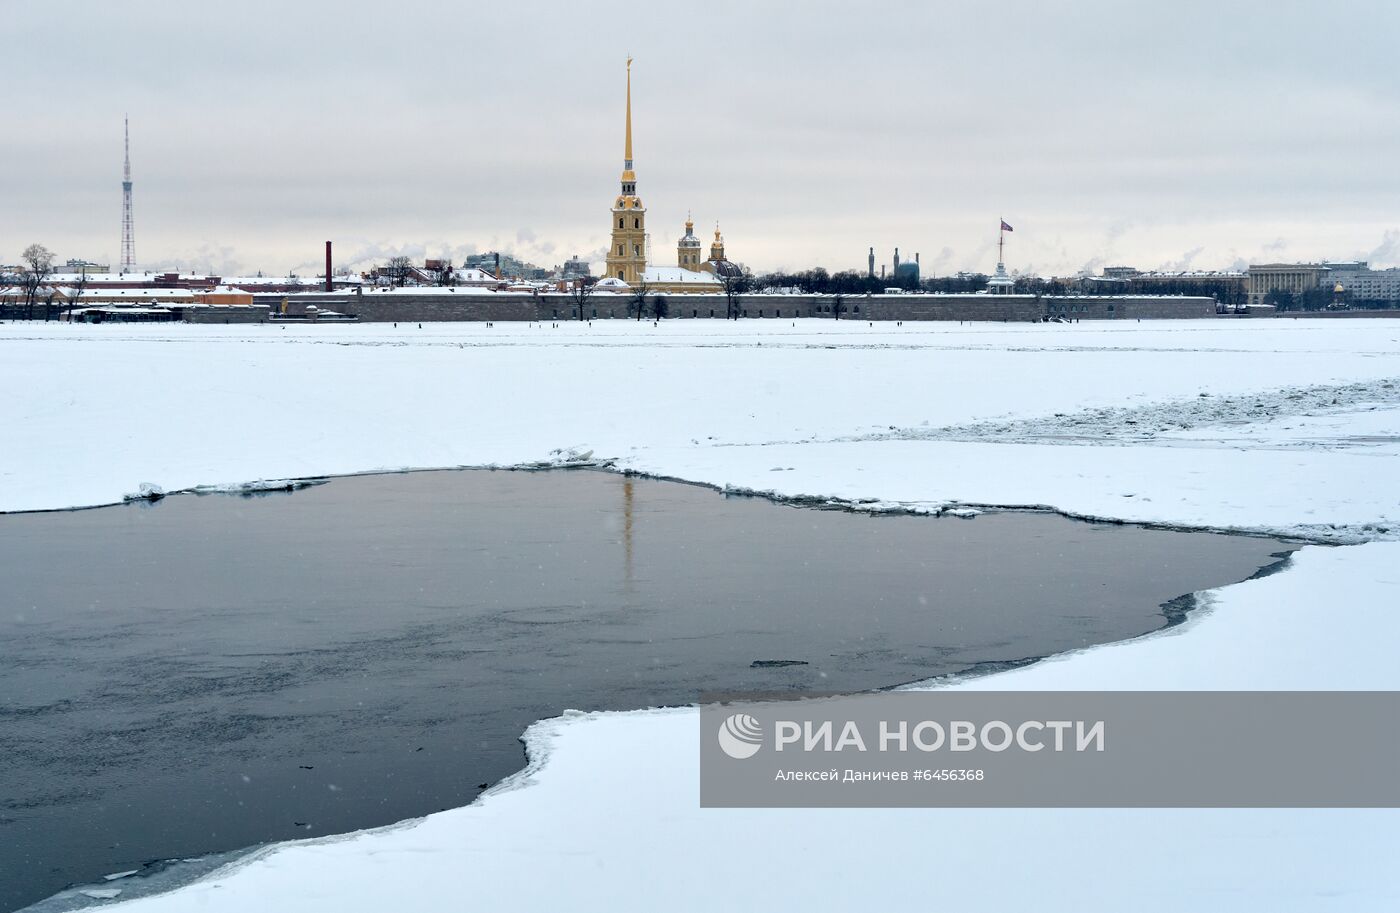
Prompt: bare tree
<box><xmin>628</xmin><ymin>278</ymin><xmax>651</xmax><ymax>321</ymax></box>
<box><xmin>67</xmin><ymin>270</ymin><xmax>89</xmax><ymax>322</ymax></box>
<box><xmin>567</xmin><ymin>276</ymin><xmax>596</xmax><ymax>320</ymax></box>
<box><xmin>650</xmin><ymin>294</ymin><xmax>669</xmax><ymax>320</ymax></box>
<box><xmin>21</xmin><ymin>244</ymin><xmax>54</xmax><ymax>321</ymax></box>
<box><xmin>722</xmin><ymin>272</ymin><xmax>743</xmax><ymax>320</ymax></box>
<box><xmin>41</xmin><ymin>286</ymin><xmax>62</xmax><ymax>322</ymax></box>
<box><xmin>719</xmin><ymin>266</ymin><xmax>754</xmax><ymax>320</ymax></box>
<box><xmin>435</xmin><ymin>259</ymin><xmax>456</xmax><ymax>286</ymax></box>
<box><xmin>386</xmin><ymin>255</ymin><xmax>413</xmax><ymax>288</ymax></box>
<box><xmin>831</xmin><ymin>293</ymin><xmax>847</xmax><ymax>320</ymax></box>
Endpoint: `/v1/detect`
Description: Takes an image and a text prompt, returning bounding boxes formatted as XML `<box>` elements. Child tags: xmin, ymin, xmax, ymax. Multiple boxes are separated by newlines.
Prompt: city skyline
<box><xmin>6</xmin><ymin>0</ymin><xmax>1400</xmax><ymax>278</ymax></box>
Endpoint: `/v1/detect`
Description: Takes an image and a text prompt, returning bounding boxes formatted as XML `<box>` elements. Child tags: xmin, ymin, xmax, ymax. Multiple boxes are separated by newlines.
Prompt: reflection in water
<box><xmin>0</xmin><ymin>469</ymin><xmax>1293</xmax><ymax>912</ymax></box>
<box><xmin>624</xmin><ymin>478</ymin><xmax>634</xmax><ymax>588</ymax></box>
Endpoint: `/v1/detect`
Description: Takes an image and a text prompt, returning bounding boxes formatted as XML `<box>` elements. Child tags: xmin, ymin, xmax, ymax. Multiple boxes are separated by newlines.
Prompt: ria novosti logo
<box><xmin>717</xmin><ymin>713</ymin><xmax>764</xmax><ymax>759</ymax></box>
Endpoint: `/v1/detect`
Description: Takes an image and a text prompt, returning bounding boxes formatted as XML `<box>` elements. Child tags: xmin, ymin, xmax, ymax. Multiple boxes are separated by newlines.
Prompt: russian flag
<box><xmin>1000</xmin><ymin>220</ymin><xmax>1014</xmax><ymax>232</ymax></box>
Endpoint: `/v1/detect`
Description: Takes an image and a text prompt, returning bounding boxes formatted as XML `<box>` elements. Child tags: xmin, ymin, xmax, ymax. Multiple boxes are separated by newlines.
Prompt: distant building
<box><xmin>449</xmin><ymin>267</ymin><xmax>507</xmax><ymax>288</ymax></box>
<box><xmin>986</xmin><ymin>223</ymin><xmax>1015</xmax><ymax>292</ymax></box>
<box><xmin>1244</xmin><ymin>260</ymin><xmax>1400</xmax><ymax>307</ymax></box>
<box><xmin>892</xmin><ymin>248</ymin><xmax>920</xmax><ymax>284</ymax></box>
<box><xmin>195</xmin><ymin>286</ymin><xmax>255</xmax><ymax>306</ymax></box>
<box><xmin>462</xmin><ymin>253</ymin><xmax>548</xmax><ymax>281</ymax></box>
<box><xmin>1317</xmin><ymin>262</ymin><xmax>1400</xmax><ymax>304</ymax></box>
<box><xmin>1246</xmin><ymin>263</ymin><xmax>1328</xmax><ymax>306</ymax></box>
<box><xmin>63</xmin><ymin>259</ymin><xmax>110</xmax><ymax>274</ymax></box>
<box><xmin>604</xmin><ymin>59</ymin><xmax>734</xmax><ymax>294</ymax></box>
<box><xmin>677</xmin><ymin>218</ymin><xmax>703</xmax><ymax>272</ymax></box>
<box><xmin>36</xmin><ymin>270</ymin><xmax>360</xmax><ymax>295</ymax></box>
<box><xmin>697</xmin><ymin>224</ymin><xmax>741</xmax><ymax>279</ymax></box>
<box><xmin>986</xmin><ymin>263</ymin><xmax>1014</xmax><ymax>292</ymax></box>
<box><xmin>463</xmin><ymin>253</ymin><xmax>503</xmax><ymax>276</ymax></box>
<box><xmin>1089</xmin><ymin>267</ymin><xmax>1245</xmax><ymax>300</ymax></box>
<box><xmin>561</xmin><ymin>255</ymin><xmax>591</xmax><ymax>280</ymax></box>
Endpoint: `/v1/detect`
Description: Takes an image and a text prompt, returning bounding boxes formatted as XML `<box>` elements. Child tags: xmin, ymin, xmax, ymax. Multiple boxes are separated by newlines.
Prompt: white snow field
<box><xmin>5</xmin><ymin>317</ymin><xmax>1399</xmax><ymax>910</ymax></box>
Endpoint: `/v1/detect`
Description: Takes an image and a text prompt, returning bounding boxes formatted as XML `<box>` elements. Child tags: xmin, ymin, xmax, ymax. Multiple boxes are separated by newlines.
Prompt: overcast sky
<box><xmin>6</xmin><ymin>0</ymin><xmax>1400</xmax><ymax>278</ymax></box>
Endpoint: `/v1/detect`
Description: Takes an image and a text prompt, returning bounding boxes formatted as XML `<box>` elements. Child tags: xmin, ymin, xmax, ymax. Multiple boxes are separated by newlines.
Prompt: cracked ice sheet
<box><xmin>101</xmin><ymin>542</ymin><xmax>1400</xmax><ymax>913</ymax></box>
<box><xmin>1156</xmin><ymin>403</ymin><xmax>1400</xmax><ymax>451</ymax></box>
<box><xmin>623</xmin><ymin>438</ymin><xmax>1400</xmax><ymax>542</ymax></box>
<box><xmin>851</xmin><ymin>378</ymin><xmax>1400</xmax><ymax>449</ymax></box>
<box><xmin>4</xmin><ymin>319</ymin><xmax>1400</xmax><ymax>515</ymax></box>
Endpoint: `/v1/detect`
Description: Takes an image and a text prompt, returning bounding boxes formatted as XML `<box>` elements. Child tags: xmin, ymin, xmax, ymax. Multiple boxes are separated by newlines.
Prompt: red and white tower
<box><xmin>120</xmin><ymin>116</ymin><xmax>135</xmax><ymax>272</ymax></box>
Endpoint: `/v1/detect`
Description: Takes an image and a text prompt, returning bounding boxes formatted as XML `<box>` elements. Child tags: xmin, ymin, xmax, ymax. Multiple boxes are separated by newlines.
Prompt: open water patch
<box><xmin>1</xmin><ymin>469</ymin><xmax>1295</xmax><ymax>911</ymax></box>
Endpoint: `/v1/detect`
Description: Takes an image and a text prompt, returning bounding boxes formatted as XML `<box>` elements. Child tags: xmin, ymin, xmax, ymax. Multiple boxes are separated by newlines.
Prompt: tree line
<box><xmin>1</xmin><ymin>243</ymin><xmax>85</xmax><ymax>320</ymax></box>
<box><xmin>1264</xmin><ymin>287</ymin><xmax>1397</xmax><ymax>311</ymax></box>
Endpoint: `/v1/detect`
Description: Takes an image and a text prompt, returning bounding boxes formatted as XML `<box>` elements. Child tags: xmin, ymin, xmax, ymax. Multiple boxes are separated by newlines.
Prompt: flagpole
<box><xmin>998</xmin><ymin>218</ymin><xmax>1004</xmax><ymax>265</ymax></box>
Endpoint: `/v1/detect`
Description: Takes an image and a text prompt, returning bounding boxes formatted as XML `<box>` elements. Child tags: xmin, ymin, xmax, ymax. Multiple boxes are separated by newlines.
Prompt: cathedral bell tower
<box><xmin>606</xmin><ymin>58</ymin><xmax>647</xmax><ymax>284</ymax></box>
<box><xmin>677</xmin><ymin>214</ymin><xmax>702</xmax><ymax>269</ymax></box>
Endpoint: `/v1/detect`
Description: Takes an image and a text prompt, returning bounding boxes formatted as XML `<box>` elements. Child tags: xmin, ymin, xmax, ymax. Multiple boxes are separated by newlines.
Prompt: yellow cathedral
<box><xmin>601</xmin><ymin>59</ymin><xmax>738</xmax><ymax>295</ymax></box>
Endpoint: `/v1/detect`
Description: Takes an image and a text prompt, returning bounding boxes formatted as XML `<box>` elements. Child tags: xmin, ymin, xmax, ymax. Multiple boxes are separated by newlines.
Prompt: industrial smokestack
<box><xmin>325</xmin><ymin>241</ymin><xmax>333</xmax><ymax>292</ymax></box>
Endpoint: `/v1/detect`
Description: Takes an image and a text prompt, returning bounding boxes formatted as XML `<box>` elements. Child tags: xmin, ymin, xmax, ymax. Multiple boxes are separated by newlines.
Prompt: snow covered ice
<box><xmin>5</xmin><ymin>317</ymin><xmax>1399</xmax><ymax>911</ymax></box>
<box><xmin>3</xmin><ymin>319</ymin><xmax>1398</xmax><ymax>540</ymax></box>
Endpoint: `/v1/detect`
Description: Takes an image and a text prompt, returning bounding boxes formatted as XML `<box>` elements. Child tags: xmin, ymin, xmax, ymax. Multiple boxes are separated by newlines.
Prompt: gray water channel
<box><xmin>0</xmin><ymin>469</ymin><xmax>1295</xmax><ymax>910</ymax></box>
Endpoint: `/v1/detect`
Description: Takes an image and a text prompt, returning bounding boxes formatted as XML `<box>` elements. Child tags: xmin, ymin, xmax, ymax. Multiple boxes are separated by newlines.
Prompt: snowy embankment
<box><xmin>6</xmin><ymin>318</ymin><xmax>1399</xmax><ymax>910</ymax></box>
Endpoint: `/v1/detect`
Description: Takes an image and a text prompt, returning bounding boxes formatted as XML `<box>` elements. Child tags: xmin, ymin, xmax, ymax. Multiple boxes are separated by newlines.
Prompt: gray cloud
<box><xmin>5</xmin><ymin>0</ymin><xmax>1400</xmax><ymax>277</ymax></box>
<box><xmin>1159</xmin><ymin>247</ymin><xmax>1206</xmax><ymax>272</ymax></box>
<box><xmin>1364</xmin><ymin>230</ymin><xmax>1400</xmax><ymax>266</ymax></box>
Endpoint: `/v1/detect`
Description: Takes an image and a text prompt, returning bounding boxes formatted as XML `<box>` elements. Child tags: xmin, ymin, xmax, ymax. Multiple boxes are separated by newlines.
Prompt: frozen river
<box><xmin>0</xmin><ymin>469</ymin><xmax>1294</xmax><ymax>910</ymax></box>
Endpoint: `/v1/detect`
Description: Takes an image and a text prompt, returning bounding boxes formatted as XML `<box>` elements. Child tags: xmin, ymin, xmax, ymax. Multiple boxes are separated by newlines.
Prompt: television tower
<box><xmin>120</xmin><ymin>116</ymin><xmax>135</xmax><ymax>271</ymax></box>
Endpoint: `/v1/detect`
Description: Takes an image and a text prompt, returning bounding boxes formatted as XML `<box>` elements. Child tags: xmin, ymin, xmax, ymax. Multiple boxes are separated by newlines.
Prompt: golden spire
<box><xmin>621</xmin><ymin>57</ymin><xmax>635</xmax><ymax>183</ymax></box>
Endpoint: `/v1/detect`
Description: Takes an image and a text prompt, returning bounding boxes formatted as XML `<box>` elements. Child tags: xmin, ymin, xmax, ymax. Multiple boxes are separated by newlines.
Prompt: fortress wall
<box><xmin>242</xmin><ymin>292</ymin><xmax>1217</xmax><ymax>323</ymax></box>
<box><xmin>1042</xmin><ymin>295</ymin><xmax>1216</xmax><ymax>320</ymax></box>
<box><xmin>349</xmin><ymin>295</ymin><xmax>538</xmax><ymax>323</ymax></box>
<box><xmin>864</xmin><ymin>295</ymin><xmax>1044</xmax><ymax>322</ymax></box>
<box><xmin>183</xmin><ymin>306</ymin><xmax>272</xmax><ymax>324</ymax></box>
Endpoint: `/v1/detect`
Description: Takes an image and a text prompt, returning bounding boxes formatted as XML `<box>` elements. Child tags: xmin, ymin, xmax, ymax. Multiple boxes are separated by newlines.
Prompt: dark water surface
<box><xmin>0</xmin><ymin>470</ymin><xmax>1293</xmax><ymax>910</ymax></box>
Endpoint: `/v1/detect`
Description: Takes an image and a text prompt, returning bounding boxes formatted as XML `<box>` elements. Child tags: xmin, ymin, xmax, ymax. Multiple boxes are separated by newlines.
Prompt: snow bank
<box><xmin>187</xmin><ymin>478</ymin><xmax>327</xmax><ymax>495</ymax></box>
